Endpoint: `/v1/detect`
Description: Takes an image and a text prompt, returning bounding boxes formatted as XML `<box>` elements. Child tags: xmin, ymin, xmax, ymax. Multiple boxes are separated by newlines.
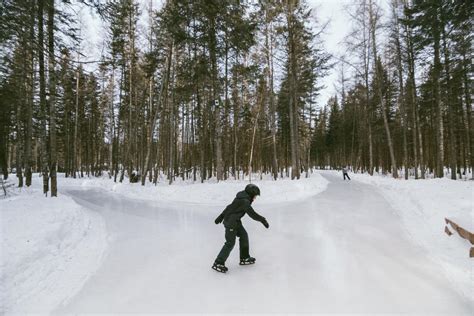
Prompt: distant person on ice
<box><xmin>343</xmin><ymin>167</ymin><xmax>351</xmax><ymax>180</ymax></box>
<box><xmin>212</xmin><ymin>184</ymin><xmax>269</xmax><ymax>273</ymax></box>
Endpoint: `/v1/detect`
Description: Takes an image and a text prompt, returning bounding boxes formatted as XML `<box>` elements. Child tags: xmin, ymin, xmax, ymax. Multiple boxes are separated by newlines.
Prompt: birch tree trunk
<box><xmin>392</xmin><ymin>1</ymin><xmax>407</xmax><ymax>179</ymax></box>
<box><xmin>73</xmin><ymin>61</ymin><xmax>80</xmax><ymax>179</ymax></box>
<box><xmin>24</xmin><ymin>1</ymin><xmax>35</xmax><ymax>187</ymax></box>
<box><xmin>209</xmin><ymin>16</ymin><xmax>223</xmax><ymax>181</ymax></box>
<box><xmin>369</xmin><ymin>0</ymin><xmax>398</xmax><ymax>178</ymax></box>
<box><xmin>462</xmin><ymin>52</ymin><xmax>472</xmax><ymax>178</ymax></box>
<box><xmin>265</xmin><ymin>8</ymin><xmax>278</xmax><ymax>180</ymax></box>
<box><xmin>48</xmin><ymin>0</ymin><xmax>57</xmax><ymax>196</ymax></box>
<box><xmin>442</xmin><ymin>29</ymin><xmax>457</xmax><ymax>180</ymax></box>
<box><xmin>286</xmin><ymin>1</ymin><xmax>300</xmax><ymax>180</ymax></box>
<box><xmin>38</xmin><ymin>0</ymin><xmax>49</xmax><ymax>194</ymax></box>
<box><xmin>432</xmin><ymin>15</ymin><xmax>444</xmax><ymax>177</ymax></box>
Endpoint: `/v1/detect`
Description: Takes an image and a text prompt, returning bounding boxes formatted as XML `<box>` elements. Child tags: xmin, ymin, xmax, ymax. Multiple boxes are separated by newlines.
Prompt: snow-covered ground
<box><xmin>0</xmin><ymin>180</ymin><xmax>107</xmax><ymax>313</ymax></box>
<box><xmin>323</xmin><ymin>170</ymin><xmax>473</xmax><ymax>301</ymax></box>
<box><xmin>1</xmin><ymin>170</ymin><xmax>472</xmax><ymax>313</ymax></box>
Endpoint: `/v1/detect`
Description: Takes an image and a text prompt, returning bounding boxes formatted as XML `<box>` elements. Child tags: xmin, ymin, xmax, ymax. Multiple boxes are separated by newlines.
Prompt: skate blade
<box><xmin>212</xmin><ymin>266</ymin><xmax>227</xmax><ymax>273</ymax></box>
<box><xmin>239</xmin><ymin>261</ymin><xmax>255</xmax><ymax>265</ymax></box>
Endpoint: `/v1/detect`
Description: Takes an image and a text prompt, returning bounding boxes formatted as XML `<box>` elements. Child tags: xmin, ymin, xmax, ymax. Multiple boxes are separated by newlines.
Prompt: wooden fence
<box><xmin>445</xmin><ymin>218</ymin><xmax>474</xmax><ymax>258</ymax></box>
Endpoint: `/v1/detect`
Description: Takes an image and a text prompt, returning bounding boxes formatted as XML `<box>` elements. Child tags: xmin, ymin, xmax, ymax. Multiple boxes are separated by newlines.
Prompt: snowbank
<box><xmin>333</xmin><ymin>171</ymin><xmax>473</xmax><ymax>301</ymax></box>
<box><xmin>59</xmin><ymin>172</ymin><xmax>329</xmax><ymax>206</ymax></box>
<box><xmin>0</xmin><ymin>181</ymin><xmax>107</xmax><ymax>313</ymax></box>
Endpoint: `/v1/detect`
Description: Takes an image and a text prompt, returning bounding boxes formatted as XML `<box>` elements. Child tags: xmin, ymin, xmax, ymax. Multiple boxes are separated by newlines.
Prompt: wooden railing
<box><xmin>445</xmin><ymin>218</ymin><xmax>474</xmax><ymax>258</ymax></box>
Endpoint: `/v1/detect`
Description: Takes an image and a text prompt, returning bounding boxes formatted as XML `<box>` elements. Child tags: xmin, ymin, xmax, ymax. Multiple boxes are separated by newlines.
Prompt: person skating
<box><xmin>212</xmin><ymin>184</ymin><xmax>269</xmax><ymax>273</ymax></box>
<box><xmin>342</xmin><ymin>167</ymin><xmax>351</xmax><ymax>180</ymax></box>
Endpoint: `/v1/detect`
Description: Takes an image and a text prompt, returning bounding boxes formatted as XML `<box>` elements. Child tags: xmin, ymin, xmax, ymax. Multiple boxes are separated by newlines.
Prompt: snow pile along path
<box><xmin>60</xmin><ymin>172</ymin><xmax>329</xmax><ymax>206</ymax></box>
<box><xmin>0</xmin><ymin>185</ymin><xmax>107</xmax><ymax>313</ymax></box>
<box><xmin>334</xmin><ymin>170</ymin><xmax>473</xmax><ymax>301</ymax></box>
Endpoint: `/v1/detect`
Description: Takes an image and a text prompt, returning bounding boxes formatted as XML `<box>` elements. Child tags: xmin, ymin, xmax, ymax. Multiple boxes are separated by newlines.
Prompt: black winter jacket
<box><xmin>215</xmin><ymin>191</ymin><xmax>266</xmax><ymax>228</ymax></box>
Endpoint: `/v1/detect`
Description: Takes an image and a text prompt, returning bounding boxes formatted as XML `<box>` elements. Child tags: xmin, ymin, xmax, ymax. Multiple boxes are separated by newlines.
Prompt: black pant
<box><xmin>215</xmin><ymin>225</ymin><xmax>250</xmax><ymax>264</ymax></box>
<box><xmin>343</xmin><ymin>172</ymin><xmax>351</xmax><ymax>180</ymax></box>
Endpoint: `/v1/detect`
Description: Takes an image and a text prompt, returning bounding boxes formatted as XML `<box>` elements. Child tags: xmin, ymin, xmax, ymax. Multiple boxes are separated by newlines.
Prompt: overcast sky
<box><xmin>310</xmin><ymin>0</ymin><xmax>390</xmax><ymax>107</ymax></box>
<box><xmin>78</xmin><ymin>0</ymin><xmax>390</xmax><ymax>109</ymax></box>
<box><xmin>308</xmin><ymin>0</ymin><xmax>349</xmax><ymax>106</ymax></box>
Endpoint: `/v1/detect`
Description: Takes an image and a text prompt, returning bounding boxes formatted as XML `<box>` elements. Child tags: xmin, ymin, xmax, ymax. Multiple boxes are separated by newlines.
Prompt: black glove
<box><xmin>215</xmin><ymin>214</ymin><xmax>223</xmax><ymax>225</ymax></box>
<box><xmin>262</xmin><ymin>218</ymin><xmax>269</xmax><ymax>229</ymax></box>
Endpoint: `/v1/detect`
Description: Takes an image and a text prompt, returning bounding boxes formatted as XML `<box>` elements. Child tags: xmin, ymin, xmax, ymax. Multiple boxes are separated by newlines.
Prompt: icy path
<box><xmin>56</xmin><ymin>174</ymin><xmax>473</xmax><ymax>314</ymax></box>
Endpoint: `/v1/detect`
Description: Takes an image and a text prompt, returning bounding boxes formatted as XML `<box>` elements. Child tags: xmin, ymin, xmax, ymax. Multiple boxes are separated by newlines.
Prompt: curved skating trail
<box><xmin>56</xmin><ymin>174</ymin><xmax>473</xmax><ymax>314</ymax></box>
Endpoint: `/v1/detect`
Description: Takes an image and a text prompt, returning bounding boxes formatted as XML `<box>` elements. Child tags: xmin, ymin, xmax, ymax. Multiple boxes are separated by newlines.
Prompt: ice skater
<box><xmin>212</xmin><ymin>184</ymin><xmax>269</xmax><ymax>273</ymax></box>
<box><xmin>342</xmin><ymin>167</ymin><xmax>351</xmax><ymax>180</ymax></box>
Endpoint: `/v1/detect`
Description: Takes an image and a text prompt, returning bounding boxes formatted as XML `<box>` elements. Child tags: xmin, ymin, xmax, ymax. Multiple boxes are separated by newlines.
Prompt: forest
<box><xmin>0</xmin><ymin>0</ymin><xmax>472</xmax><ymax>197</ymax></box>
